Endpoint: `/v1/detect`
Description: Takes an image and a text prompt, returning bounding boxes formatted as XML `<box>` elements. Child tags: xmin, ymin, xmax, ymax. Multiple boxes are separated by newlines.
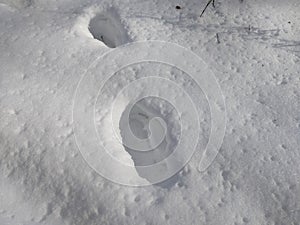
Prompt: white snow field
<box><xmin>0</xmin><ymin>0</ymin><xmax>300</xmax><ymax>224</ymax></box>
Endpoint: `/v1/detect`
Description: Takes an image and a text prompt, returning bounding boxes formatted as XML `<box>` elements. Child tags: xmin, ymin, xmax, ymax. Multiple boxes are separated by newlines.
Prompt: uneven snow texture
<box><xmin>0</xmin><ymin>0</ymin><xmax>300</xmax><ymax>224</ymax></box>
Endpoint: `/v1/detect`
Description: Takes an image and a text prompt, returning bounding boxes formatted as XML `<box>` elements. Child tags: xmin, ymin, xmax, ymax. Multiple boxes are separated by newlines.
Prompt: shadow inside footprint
<box><xmin>119</xmin><ymin>97</ymin><xmax>181</xmax><ymax>188</ymax></box>
<box><xmin>88</xmin><ymin>9</ymin><xmax>131</xmax><ymax>48</ymax></box>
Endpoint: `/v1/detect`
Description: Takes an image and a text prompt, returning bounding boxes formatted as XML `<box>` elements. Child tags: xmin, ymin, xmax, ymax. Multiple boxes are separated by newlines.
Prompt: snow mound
<box><xmin>88</xmin><ymin>9</ymin><xmax>131</xmax><ymax>48</ymax></box>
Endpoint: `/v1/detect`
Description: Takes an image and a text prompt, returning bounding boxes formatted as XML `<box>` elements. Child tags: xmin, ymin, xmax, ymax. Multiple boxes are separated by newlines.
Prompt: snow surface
<box><xmin>0</xmin><ymin>0</ymin><xmax>300</xmax><ymax>224</ymax></box>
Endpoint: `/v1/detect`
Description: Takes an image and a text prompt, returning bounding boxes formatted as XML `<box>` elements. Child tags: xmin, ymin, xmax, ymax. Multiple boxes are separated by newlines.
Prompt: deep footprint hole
<box><xmin>88</xmin><ymin>9</ymin><xmax>131</xmax><ymax>48</ymax></box>
<box><xmin>119</xmin><ymin>97</ymin><xmax>181</xmax><ymax>187</ymax></box>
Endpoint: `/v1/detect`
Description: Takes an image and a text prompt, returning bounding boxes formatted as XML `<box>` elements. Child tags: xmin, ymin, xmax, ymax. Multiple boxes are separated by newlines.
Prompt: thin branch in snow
<box><xmin>200</xmin><ymin>0</ymin><xmax>215</xmax><ymax>17</ymax></box>
<box><xmin>216</xmin><ymin>33</ymin><xmax>220</xmax><ymax>44</ymax></box>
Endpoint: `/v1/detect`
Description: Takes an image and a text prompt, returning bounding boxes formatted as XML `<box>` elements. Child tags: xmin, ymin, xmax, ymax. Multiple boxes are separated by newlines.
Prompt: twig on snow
<box><xmin>200</xmin><ymin>0</ymin><xmax>215</xmax><ymax>17</ymax></box>
<box><xmin>216</xmin><ymin>33</ymin><xmax>220</xmax><ymax>44</ymax></box>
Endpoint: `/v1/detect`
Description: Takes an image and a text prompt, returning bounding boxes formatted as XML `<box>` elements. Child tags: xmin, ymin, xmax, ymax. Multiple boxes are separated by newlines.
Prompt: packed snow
<box><xmin>0</xmin><ymin>0</ymin><xmax>300</xmax><ymax>224</ymax></box>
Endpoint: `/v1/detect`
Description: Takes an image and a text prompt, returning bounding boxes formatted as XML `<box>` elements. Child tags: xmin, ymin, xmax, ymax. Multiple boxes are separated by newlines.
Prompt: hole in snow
<box><xmin>119</xmin><ymin>97</ymin><xmax>181</xmax><ymax>187</ymax></box>
<box><xmin>88</xmin><ymin>10</ymin><xmax>131</xmax><ymax>48</ymax></box>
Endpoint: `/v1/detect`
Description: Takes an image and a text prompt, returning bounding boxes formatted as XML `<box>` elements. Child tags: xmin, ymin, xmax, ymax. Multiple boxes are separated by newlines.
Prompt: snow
<box><xmin>0</xmin><ymin>0</ymin><xmax>300</xmax><ymax>224</ymax></box>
